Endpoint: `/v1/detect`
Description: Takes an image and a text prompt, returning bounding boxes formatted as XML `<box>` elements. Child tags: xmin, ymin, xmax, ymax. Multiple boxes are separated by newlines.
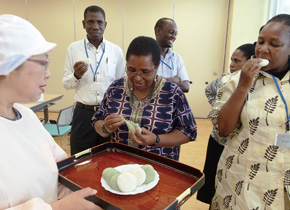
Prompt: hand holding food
<box><xmin>259</xmin><ymin>58</ymin><xmax>269</xmax><ymax>67</ymax></box>
<box><xmin>73</xmin><ymin>60</ymin><xmax>89</xmax><ymax>79</ymax></box>
<box><xmin>83</xmin><ymin>58</ymin><xmax>91</xmax><ymax>65</ymax></box>
<box><xmin>103</xmin><ymin>114</ymin><xmax>124</xmax><ymax>132</ymax></box>
<box><xmin>123</xmin><ymin>117</ymin><xmax>142</xmax><ymax>134</ymax></box>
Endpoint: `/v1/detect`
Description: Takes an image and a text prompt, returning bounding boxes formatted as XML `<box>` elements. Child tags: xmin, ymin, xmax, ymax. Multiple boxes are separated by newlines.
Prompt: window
<box><xmin>269</xmin><ymin>0</ymin><xmax>290</xmax><ymax>19</ymax></box>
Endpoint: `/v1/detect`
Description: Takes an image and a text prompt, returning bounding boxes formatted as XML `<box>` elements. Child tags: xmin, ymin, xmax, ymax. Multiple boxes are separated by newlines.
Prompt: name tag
<box><xmin>274</xmin><ymin>133</ymin><xmax>290</xmax><ymax>147</ymax></box>
<box><xmin>89</xmin><ymin>82</ymin><xmax>102</xmax><ymax>91</ymax></box>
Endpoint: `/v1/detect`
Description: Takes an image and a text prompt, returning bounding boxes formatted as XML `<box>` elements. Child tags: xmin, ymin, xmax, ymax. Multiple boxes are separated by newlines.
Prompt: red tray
<box><xmin>57</xmin><ymin>142</ymin><xmax>204</xmax><ymax>210</ymax></box>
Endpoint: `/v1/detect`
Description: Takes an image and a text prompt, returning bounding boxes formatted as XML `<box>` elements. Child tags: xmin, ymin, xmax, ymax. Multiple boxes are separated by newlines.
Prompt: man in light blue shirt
<box><xmin>154</xmin><ymin>18</ymin><xmax>190</xmax><ymax>92</ymax></box>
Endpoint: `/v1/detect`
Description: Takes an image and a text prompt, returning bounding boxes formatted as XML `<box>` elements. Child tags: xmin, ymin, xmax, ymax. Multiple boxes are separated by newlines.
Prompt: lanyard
<box><xmin>84</xmin><ymin>39</ymin><xmax>106</xmax><ymax>81</ymax></box>
<box><xmin>160</xmin><ymin>56</ymin><xmax>174</xmax><ymax>70</ymax></box>
<box><xmin>270</xmin><ymin>73</ymin><xmax>290</xmax><ymax>131</ymax></box>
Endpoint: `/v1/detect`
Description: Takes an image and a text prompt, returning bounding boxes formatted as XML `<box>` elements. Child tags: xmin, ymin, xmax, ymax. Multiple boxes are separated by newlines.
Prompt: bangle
<box><xmin>149</xmin><ymin>134</ymin><xmax>160</xmax><ymax>146</ymax></box>
<box><xmin>101</xmin><ymin>124</ymin><xmax>111</xmax><ymax>135</ymax></box>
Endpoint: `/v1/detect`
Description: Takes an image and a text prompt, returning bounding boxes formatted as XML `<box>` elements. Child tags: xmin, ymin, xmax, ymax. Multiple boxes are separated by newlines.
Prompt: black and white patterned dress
<box><xmin>209</xmin><ymin>70</ymin><xmax>290</xmax><ymax>210</ymax></box>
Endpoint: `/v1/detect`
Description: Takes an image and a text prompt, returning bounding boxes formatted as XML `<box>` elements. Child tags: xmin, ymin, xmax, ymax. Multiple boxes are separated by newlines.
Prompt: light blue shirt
<box><xmin>157</xmin><ymin>49</ymin><xmax>189</xmax><ymax>81</ymax></box>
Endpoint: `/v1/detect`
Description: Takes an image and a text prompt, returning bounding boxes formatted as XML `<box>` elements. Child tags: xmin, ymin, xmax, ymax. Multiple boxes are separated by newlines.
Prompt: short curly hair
<box><xmin>126</xmin><ymin>36</ymin><xmax>161</xmax><ymax>68</ymax></box>
<box><xmin>154</xmin><ymin>17</ymin><xmax>175</xmax><ymax>30</ymax></box>
<box><xmin>84</xmin><ymin>5</ymin><xmax>105</xmax><ymax>20</ymax></box>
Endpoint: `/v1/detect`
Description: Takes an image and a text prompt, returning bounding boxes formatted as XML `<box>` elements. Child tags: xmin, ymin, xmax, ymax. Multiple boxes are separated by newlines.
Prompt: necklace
<box><xmin>129</xmin><ymin>80</ymin><xmax>156</xmax><ymax>109</ymax></box>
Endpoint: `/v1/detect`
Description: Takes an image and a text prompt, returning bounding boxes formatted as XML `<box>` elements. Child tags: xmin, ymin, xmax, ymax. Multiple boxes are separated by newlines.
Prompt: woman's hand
<box><xmin>129</xmin><ymin>128</ymin><xmax>189</xmax><ymax>147</ymax></box>
<box><xmin>51</xmin><ymin>187</ymin><xmax>103</xmax><ymax>210</ymax></box>
<box><xmin>129</xmin><ymin>128</ymin><xmax>157</xmax><ymax>146</ymax></box>
<box><xmin>238</xmin><ymin>58</ymin><xmax>262</xmax><ymax>93</ymax></box>
<box><xmin>103</xmin><ymin>114</ymin><xmax>124</xmax><ymax>133</ymax></box>
<box><xmin>218</xmin><ymin>58</ymin><xmax>263</xmax><ymax>137</ymax></box>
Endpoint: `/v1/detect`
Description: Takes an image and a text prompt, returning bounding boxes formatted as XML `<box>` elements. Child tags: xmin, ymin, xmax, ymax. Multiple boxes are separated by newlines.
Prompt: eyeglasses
<box><xmin>27</xmin><ymin>58</ymin><xmax>50</xmax><ymax>70</ymax></box>
<box><xmin>126</xmin><ymin>70</ymin><xmax>155</xmax><ymax>77</ymax></box>
<box><xmin>160</xmin><ymin>28</ymin><xmax>178</xmax><ymax>37</ymax></box>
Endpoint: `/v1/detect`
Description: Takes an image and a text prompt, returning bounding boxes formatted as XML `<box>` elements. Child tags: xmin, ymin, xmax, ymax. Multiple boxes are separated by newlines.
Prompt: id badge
<box><xmin>274</xmin><ymin>132</ymin><xmax>290</xmax><ymax>147</ymax></box>
<box><xmin>88</xmin><ymin>82</ymin><xmax>102</xmax><ymax>91</ymax></box>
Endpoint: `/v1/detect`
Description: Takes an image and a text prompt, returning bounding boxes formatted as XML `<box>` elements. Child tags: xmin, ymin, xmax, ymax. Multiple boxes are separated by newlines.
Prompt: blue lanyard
<box><xmin>161</xmin><ymin>56</ymin><xmax>174</xmax><ymax>70</ymax></box>
<box><xmin>270</xmin><ymin>73</ymin><xmax>290</xmax><ymax>131</ymax></box>
<box><xmin>84</xmin><ymin>39</ymin><xmax>106</xmax><ymax>81</ymax></box>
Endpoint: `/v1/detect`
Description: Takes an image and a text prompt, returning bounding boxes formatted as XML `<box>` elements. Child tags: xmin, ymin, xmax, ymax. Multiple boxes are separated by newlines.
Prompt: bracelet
<box><xmin>149</xmin><ymin>134</ymin><xmax>160</xmax><ymax>146</ymax></box>
<box><xmin>101</xmin><ymin>124</ymin><xmax>111</xmax><ymax>135</ymax></box>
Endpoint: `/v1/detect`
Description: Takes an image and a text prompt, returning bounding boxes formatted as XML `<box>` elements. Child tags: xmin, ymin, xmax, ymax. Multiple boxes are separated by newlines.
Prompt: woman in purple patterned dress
<box><xmin>92</xmin><ymin>36</ymin><xmax>197</xmax><ymax>161</ymax></box>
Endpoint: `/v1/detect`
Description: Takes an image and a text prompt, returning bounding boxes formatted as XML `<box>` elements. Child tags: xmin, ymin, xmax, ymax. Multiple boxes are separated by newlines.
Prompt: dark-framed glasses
<box><xmin>27</xmin><ymin>58</ymin><xmax>50</xmax><ymax>70</ymax></box>
<box><xmin>160</xmin><ymin>28</ymin><xmax>178</xmax><ymax>36</ymax></box>
<box><xmin>126</xmin><ymin>70</ymin><xmax>155</xmax><ymax>77</ymax></box>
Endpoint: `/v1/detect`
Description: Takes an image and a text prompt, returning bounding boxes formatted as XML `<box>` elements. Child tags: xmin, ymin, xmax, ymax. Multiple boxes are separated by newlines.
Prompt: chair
<box><xmin>44</xmin><ymin>105</ymin><xmax>74</xmax><ymax>148</ymax></box>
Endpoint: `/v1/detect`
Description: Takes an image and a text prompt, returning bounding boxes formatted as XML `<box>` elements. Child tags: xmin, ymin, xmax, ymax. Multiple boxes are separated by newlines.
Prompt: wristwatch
<box><xmin>149</xmin><ymin>134</ymin><xmax>160</xmax><ymax>146</ymax></box>
<box><xmin>101</xmin><ymin>124</ymin><xmax>111</xmax><ymax>135</ymax></box>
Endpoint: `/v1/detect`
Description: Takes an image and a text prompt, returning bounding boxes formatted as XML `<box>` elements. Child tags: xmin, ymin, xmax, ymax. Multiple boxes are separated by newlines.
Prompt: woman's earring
<box><xmin>154</xmin><ymin>75</ymin><xmax>158</xmax><ymax>82</ymax></box>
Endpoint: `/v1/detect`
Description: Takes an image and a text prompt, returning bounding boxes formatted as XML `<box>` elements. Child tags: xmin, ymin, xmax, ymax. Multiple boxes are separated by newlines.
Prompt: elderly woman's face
<box><xmin>256</xmin><ymin>22</ymin><xmax>290</xmax><ymax>73</ymax></box>
<box><xmin>9</xmin><ymin>54</ymin><xmax>50</xmax><ymax>103</ymax></box>
<box><xmin>126</xmin><ymin>54</ymin><xmax>157</xmax><ymax>92</ymax></box>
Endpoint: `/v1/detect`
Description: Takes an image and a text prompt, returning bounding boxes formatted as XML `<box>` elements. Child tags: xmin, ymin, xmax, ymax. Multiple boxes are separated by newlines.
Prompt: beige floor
<box><xmin>41</xmin><ymin>112</ymin><xmax>211</xmax><ymax>210</ymax></box>
<box><xmin>179</xmin><ymin>119</ymin><xmax>211</xmax><ymax>210</ymax></box>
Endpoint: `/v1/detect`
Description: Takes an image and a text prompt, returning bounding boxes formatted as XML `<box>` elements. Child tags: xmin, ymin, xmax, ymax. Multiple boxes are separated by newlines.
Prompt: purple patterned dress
<box><xmin>91</xmin><ymin>77</ymin><xmax>197</xmax><ymax>161</ymax></box>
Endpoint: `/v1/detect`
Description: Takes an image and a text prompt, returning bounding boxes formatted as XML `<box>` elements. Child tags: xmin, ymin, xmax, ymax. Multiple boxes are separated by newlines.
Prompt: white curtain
<box><xmin>269</xmin><ymin>0</ymin><xmax>290</xmax><ymax>19</ymax></box>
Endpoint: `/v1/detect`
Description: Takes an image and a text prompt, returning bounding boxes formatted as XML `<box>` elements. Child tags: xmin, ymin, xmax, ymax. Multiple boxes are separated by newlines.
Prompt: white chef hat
<box><xmin>0</xmin><ymin>14</ymin><xmax>56</xmax><ymax>75</ymax></box>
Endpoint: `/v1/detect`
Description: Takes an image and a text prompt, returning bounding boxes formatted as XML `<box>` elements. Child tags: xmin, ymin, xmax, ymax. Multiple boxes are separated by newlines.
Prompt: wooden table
<box><xmin>22</xmin><ymin>94</ymin><xmax>63</xmax><ymax>123</ymax></box>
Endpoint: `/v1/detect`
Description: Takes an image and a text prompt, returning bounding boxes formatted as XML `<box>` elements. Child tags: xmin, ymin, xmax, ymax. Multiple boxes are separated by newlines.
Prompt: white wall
<box><xmin>1</xmin><ymin>0</ymin><xmax>271</xmax><ymax>118</ymax></box>
<box><xmin>224</xmin><ymin>0</ymin><xmax>270</xmax><ymax>72</ymax></box>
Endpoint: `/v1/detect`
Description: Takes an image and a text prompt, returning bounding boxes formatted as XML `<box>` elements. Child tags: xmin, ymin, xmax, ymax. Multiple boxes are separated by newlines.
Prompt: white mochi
<box><xmin>117</xmin><ymin>172</ymin><xmax>137</xmax><ymax>192</ymax></box>
<box><xmin>259</xmin><ymin>59</ymin><xmax>269</xmax><ymax>67</ymax></box>
<box><xmin>122</xmin><ymin>166</ymin><xmax>146</xmax><ymax>186</ymax></box>
<box><xmin>83</xmin><ymin>58</ymin><xmax>91</xmax><ymax>65</ymax></box>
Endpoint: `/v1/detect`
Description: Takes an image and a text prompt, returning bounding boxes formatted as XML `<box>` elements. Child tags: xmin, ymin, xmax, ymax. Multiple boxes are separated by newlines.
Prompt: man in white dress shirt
<box><xmin>154</xmin><ymin>18</ymin><xmax>190</xmax><ymax>92</ymax></box>
<box><xmin>62</xmin><ymin>5</ymin><xmax>125</xmax><ymax>155</ymax></box>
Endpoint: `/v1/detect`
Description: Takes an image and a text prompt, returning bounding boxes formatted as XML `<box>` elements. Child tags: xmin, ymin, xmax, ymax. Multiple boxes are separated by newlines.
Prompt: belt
<box><xmin>76</xmin><ymin>102</ymin><xmax>100</xmax><ymax>112</ymax></box>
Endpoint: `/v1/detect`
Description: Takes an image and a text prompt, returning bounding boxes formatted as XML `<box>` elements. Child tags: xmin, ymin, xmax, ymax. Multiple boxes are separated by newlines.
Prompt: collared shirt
<box><xmin>157</xmin><ymin>49</ymin><xmax>189</xmax><ymax>82</ymax></box>
<box><xmin>209</xmin><ymin>70</ymin><xmax>290</xmax><ymax>209</ymax></box>
<box><xmin>62</xmin><ymin>37</ymin><xmax>125</xmax><ymax>105</ymax></box>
